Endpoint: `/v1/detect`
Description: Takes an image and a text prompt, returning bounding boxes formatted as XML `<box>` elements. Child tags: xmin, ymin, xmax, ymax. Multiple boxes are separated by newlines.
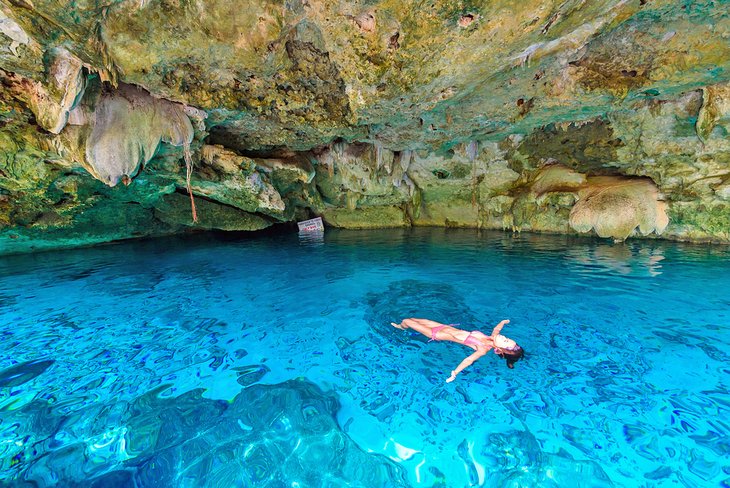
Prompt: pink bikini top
<box><xmin>429</xmin><ymin>325</ymin><xmax>488</xmax><ymax>347</ymax></box>
<box><xmin>463</xmin><ymin>331</ymin><xmax>483</xmax><ymax>347</ymax></box>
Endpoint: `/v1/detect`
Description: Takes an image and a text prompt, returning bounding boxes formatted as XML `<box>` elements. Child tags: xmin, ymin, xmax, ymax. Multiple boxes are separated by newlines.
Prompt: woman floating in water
<box><xmin>391</xmin><ymin>318</ymin><xmax>524</xmax><ymax>382</ymax></box>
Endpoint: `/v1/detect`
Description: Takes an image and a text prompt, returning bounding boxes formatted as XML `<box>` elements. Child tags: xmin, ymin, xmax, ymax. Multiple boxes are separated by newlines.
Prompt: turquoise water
<box><xmin>0</xmin><ymin>229</ymin><xmax>728</xmax><ymax>487</ymax></box>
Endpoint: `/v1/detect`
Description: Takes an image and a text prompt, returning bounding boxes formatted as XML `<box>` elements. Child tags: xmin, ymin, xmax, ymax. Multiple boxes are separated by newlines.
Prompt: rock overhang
<box><xmin>0</xmin><ymin>0</ymin><xmax>729</xmax><ymax>252</ymax></box>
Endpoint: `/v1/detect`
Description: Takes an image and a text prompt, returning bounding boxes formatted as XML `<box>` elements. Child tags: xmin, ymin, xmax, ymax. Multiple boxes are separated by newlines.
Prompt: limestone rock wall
<box><xmin>0</xmin><ymin>0</ymin><xmax>729</xmax><ymax>252</ymax></box>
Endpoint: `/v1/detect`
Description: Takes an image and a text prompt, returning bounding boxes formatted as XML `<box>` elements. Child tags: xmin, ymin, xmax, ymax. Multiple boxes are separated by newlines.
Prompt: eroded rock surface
<box><xmin>0</xmin><ymin>0</ymin><xmax>729</xmax><ymax>251</ymax></box>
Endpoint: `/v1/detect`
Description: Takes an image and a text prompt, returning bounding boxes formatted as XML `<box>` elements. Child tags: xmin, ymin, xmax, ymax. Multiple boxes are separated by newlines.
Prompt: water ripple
<box><xmin>0</xmin><ymin>229</ymin><xmax>728</xmax><ymax>486</ymax></box>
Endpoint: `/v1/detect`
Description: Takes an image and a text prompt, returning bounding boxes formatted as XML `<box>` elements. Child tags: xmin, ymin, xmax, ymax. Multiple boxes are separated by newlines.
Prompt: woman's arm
<box><xmin>446</xmin><ymin>350</ymin><xmax>487</xmax><ymax>382</ymax></box>
<box><xmin>490</xmin><ymin>319</ymin><xmax>510</xmax><ymax>337</ymax></box>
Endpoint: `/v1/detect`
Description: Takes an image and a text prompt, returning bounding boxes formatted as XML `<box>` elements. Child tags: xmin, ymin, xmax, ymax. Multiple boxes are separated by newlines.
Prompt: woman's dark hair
<box><xmin>497</xmin><ymin>345</ymin><xmax>524</xmax><ymax>369</ymax></box>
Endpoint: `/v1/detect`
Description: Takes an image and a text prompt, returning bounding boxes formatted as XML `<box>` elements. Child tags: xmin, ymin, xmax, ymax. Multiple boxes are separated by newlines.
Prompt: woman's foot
<box><xmin>391</xmin><ymin>322</ymin><xmax>406</xmax><ymax>330</ymax></box>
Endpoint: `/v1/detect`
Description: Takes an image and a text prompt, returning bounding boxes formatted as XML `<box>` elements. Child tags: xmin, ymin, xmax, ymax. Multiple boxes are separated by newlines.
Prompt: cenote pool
<box><xmin>0</xmin><ymin>229</ymin><xmax>728</xmax><ymax>487</ymax></box>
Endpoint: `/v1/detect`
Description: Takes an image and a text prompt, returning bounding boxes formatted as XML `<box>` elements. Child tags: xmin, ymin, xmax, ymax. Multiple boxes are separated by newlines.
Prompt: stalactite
<box><xmin>696</xmin><ymin>84</ymin><xmax>730</xmax><ymax>143</ymax></box>
<box><xmin>333</xmin><ymin>140</ymin><xmax>345</xmax><ymax>158</ymax></box>
<box><xmin>402</xmin><ymin>173</ymin><xmax>416</xmax><ymax>197</ymax></box>
<box><xmin>465</xmin><ymin>140</ymin><xmax>480</xmax><ymax>206</ymax></box>
<box><xmin>183</xmin><ymin>145</ymin><xmax>198</xmax><ymax>223</ymax></box>
<box><xmin>346</xmin><ymin>192</ymin><xmax>359</xmax><ymax>210</ymax></box>
<box><xmin>26</xmin><ymin>48</ymin><xmax>86</xmax><ymax>134</ymax></box>
<box><xmin>85</xmin><ymin>84</ymin><xmax>195</xmax><ymax>186</ymax></box>
<box><xmin>466</xmin><ymin>140</ymin><xmax>478</xmax><ymax>162</ymax></box>
<box><xmin>79</xmin><ymin>83</ymin><xmax>203</xmax><ymax>222</ymax></box>
<box><xmin>374</xmin><ymin>141</ymin><xmax>384</xmax><ymax>170</ymax></box>
<box><xmin>400</xmin><ymin>150</ymin><xmax>413</xmax><ymax>172</ymax></box>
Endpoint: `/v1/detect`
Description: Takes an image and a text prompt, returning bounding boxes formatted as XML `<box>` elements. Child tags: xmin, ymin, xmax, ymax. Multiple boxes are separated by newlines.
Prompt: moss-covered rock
<box><xmin>322</xmin><ymin>205</ymin><xmax>408</xmax><ymax>229</ymax></box>
<box><xmin>154</xmin><ymin>193</ymin><xmax>272</xmax><ymax>231</ymax></box>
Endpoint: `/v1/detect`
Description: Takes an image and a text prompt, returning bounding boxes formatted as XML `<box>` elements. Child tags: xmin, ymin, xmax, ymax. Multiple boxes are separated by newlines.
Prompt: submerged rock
<box><xmin>0</xmin><ymin>359</ymin><xmax>54</xmax><ymax>387</ymax></box>
<box><xmin>4</xmin><ymin>379</ymin><xmax>408</xmax><ymax>487</ymax></box>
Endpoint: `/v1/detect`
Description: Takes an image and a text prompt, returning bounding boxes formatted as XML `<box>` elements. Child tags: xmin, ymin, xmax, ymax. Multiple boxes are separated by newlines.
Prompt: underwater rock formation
<box><xmin>3</xmin><ymin>378</ymin><xmax>408</xmax><ymax>486</ymax></box>
<box><xmin>0</xmin><ymin>0</ymin><xmax>729</xmax><ymax>251</ymax></box>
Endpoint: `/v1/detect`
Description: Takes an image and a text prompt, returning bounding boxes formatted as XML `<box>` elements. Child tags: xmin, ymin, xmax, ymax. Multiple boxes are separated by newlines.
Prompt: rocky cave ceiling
<box><xmin>0</xmin><ymin>0</ymin><xmax>729</xmax><ymax>252</ymax></box>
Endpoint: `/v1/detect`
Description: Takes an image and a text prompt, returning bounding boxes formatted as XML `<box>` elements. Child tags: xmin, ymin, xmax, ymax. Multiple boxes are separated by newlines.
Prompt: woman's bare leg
<box><xmin>391</xmin><ymin>318</ymin><xmax>447</xmax><ymax>339</ymax></box>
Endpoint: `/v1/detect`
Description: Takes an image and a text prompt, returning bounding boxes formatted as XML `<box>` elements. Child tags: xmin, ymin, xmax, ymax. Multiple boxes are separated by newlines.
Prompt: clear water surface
<box><xmin>0</xmin><ymin>229</ymin><xmax>728</xmax><ymax>487</ymax></box>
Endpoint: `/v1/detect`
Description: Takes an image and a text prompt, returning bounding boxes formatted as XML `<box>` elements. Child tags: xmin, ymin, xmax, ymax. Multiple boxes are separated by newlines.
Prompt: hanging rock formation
<box><xmin>26</xmin><ymin>48</ymin><xmax>86</xmax><ymax>135</ymax></box>
<box><xmin>0</xmin><ymin>0</ymin><xmax>729</xmax><ymax>252</ymax></box>
<box><xmin>83</xmin><ymin>83</ymin><xmax>196</xmax><ymax>186</ymax></box>
<box><xmin>569</xmin><ymin>177</ymin><xmax>669</xmax><ymax>241</ymax></box>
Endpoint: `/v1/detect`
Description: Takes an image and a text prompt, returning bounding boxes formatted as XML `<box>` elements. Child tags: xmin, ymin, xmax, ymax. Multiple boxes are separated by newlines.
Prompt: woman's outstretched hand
<box><xmin>446</xmin><ymin>371</ymin><xmax>457</xmax><ymax>383</ymax></box>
